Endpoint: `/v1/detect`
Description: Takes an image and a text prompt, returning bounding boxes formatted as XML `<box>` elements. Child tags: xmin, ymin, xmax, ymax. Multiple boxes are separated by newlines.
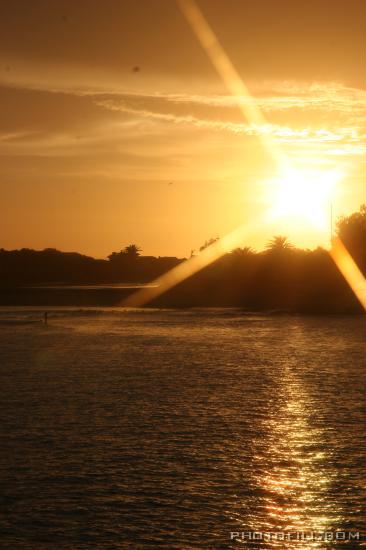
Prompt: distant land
<box><xmin>1</xmin><ymin>205</ymin><xmax>366</xmax><ymax>313</ymax></box>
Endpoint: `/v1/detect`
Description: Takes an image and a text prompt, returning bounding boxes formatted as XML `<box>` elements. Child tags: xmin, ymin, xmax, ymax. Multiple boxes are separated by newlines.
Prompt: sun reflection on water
<box><xmin>227</xmin><ymin>350</ymin><xmax>345</xmax><ymax>548</ymax></box>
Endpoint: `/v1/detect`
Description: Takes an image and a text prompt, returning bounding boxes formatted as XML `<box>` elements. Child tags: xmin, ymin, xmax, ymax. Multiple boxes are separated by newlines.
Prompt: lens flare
<box><xmin>123</xmin><ymin>221</ymin><xmax>259</xmax><ymax>307</ymax></box>
<box><xmin>122</xmin><ymin>0</ymin><xmax>366</xmax><ymax>312</ymax></box>
<box><xmin>268</xmin><ymin>167</ymin><xmax>343</xmax><ymax>229</ymax></box>
<box><xmin>330</xmin><ymin>236</ymin><xmax>366</xmax><ymax>310</ymax></box>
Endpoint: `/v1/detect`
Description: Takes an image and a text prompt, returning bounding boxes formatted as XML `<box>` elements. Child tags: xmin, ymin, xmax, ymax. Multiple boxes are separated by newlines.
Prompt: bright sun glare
<box><xmin>268</xmin><ymin>167</ymin><xmax>343</xmax><ymax>230</ymax></box>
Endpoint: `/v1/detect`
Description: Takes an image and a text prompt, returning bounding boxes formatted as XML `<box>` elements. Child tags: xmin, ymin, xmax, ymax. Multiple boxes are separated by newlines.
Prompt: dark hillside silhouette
<box><xmin>0</xmin><ymin>247</ymin><xmax>182</xmax><ymax>286</ymax></box>
<box><xmin>1</xmin><ymin>205</ymin><xmax>366</xmax><ymax>312</ymax></box>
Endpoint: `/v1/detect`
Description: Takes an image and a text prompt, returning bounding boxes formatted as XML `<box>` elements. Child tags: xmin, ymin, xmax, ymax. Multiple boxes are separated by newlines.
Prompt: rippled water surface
<box><xmin>0</xmin><ymin>308</ymin><xmax>365</xmax><ymax>548</ymax></box>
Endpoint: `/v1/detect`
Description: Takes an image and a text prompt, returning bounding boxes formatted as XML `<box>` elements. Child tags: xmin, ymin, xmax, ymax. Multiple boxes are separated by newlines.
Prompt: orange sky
<box><xmin>1</xmin><ymin>0</ymin><xmax>366</xmax><ymax>258</ymax></box>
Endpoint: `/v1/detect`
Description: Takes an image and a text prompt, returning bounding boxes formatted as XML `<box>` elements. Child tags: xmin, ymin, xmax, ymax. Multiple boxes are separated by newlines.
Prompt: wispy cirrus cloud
<box><xmin>2</xmin><ymin>63</ymin><xmax>366</xmax><ymax>115</ymax></box>
<box><xmin>122</xmin><ymin>81</ymin><xmax>366</xmax><ymax>116</ymax></box>
<box><xmin>2</xmin><ymin>72</ymin><xmax>366</xmax><ymax>160</ymax></box>
<box><xmin>62</xmin><ymin>79</ymin><xmax>366</xmax><ymax>119</ymax></box>
<box><xmin>95</xmin><ymin>89</ymin><xmax>366</xmax><ymax>156</ymax></box>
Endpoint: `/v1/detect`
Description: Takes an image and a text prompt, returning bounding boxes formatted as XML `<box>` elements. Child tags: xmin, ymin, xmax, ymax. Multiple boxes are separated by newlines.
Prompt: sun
<box><xmin>267</xmin><ymin>166</ymin><xmax>343</xmax><ymax>230</ymax></box>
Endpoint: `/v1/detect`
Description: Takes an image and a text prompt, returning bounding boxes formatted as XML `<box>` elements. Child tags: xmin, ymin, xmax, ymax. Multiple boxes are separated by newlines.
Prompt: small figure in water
<box><xmin>44</xmin><ymin>312</ymin><xmax>48</xmax><ymax>325</ymax></box>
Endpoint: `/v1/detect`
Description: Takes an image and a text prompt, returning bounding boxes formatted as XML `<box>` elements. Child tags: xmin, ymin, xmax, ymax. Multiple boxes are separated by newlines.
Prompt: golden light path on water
<box><xmin>234</xmin><ymin>361</ymin><xmax>342</xmax><ymax>547</ymax></box>
<box><xmin>122</xmin><ymin>0</ymin><xmax>366</xmax><ymax>315</ymax></box>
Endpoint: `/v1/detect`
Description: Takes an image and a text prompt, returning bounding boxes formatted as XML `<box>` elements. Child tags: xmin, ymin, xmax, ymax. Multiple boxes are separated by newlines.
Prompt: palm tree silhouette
<box><xmin>124</xmin><ymin>244</ymin><xmax>141</xmax><ymax>258</ymax></box>
<box><xmin>266</xmin><ymin>235</ymin><xmax>294</xmax><ymax>252</ymax></box>
<box><xmin>231</xmin><ymin>246</ymin><xmax>255</xmax><ymax>256</ymax></box>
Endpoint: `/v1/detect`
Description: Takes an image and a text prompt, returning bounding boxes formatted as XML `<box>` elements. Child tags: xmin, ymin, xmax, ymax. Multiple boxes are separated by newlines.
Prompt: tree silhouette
<box><xmin>337</xmin><ymin>204</ymin><xmax>366</xmax><ymax>265</ymax></box>
<box><xmin>108</xmin><ymin>244</ymin><xmax>142</xmax><ymax>262</ymax></box>
<box><xmin>123</xmin><ymin>244</ymin><xmax>141</xmax><ymax>258</ymax></box>
<box><xmin>230</xmin><ymin>246</ymin><xmax>255</xmax><ymax>256</ymax></box>
<box><xmin>199</xmin><ymin>237</ymin><xmax>219</xmax><ymax>252</ymax></box>
<box><xmin>266</xmin><ymin>235</ymin><xmax>294</xmax><ymax>252</ymax></box>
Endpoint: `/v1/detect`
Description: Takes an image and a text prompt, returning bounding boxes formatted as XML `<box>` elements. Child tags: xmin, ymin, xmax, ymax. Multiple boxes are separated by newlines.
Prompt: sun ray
<box><xmin>177</xmin><ymin>0</ymin><xmax>286</xmax><ymax>169</ymax></box>
<box><xmin>123</xmin><ymin>221</ymin><xmax>259</xmax><ymax>307</ymax></box>
<box><xmin>330</xmin><ymin>236</ymin><xmax>366</xmax><ymax>310</ymax></box>
<box><xmin>122</xmin><ymin>0</ymin><xmax>366</xmax><ymax>311</ymax></box>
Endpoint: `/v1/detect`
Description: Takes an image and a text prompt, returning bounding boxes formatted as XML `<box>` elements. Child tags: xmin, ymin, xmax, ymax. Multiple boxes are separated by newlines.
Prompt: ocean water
<box><xmin>0</xmin><ymin>308</ymin><xmax>365</xmax><ymax>549</ymax></box>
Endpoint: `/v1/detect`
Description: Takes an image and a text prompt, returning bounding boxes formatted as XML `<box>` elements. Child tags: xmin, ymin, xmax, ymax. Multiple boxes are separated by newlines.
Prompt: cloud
<box><xmin>95</xmin><ymin>92</ymin><xmax>366</xmax><ymax>154</ymax></box>
<box><xmin>1</xmin><ymin>73</ymin><xmax>366</xmax><ymax>161</ymax></box>
<box><xmin>69</xmin><ymin>80</ymin><xmax>366</xmax><ymax>119</ymax></box>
